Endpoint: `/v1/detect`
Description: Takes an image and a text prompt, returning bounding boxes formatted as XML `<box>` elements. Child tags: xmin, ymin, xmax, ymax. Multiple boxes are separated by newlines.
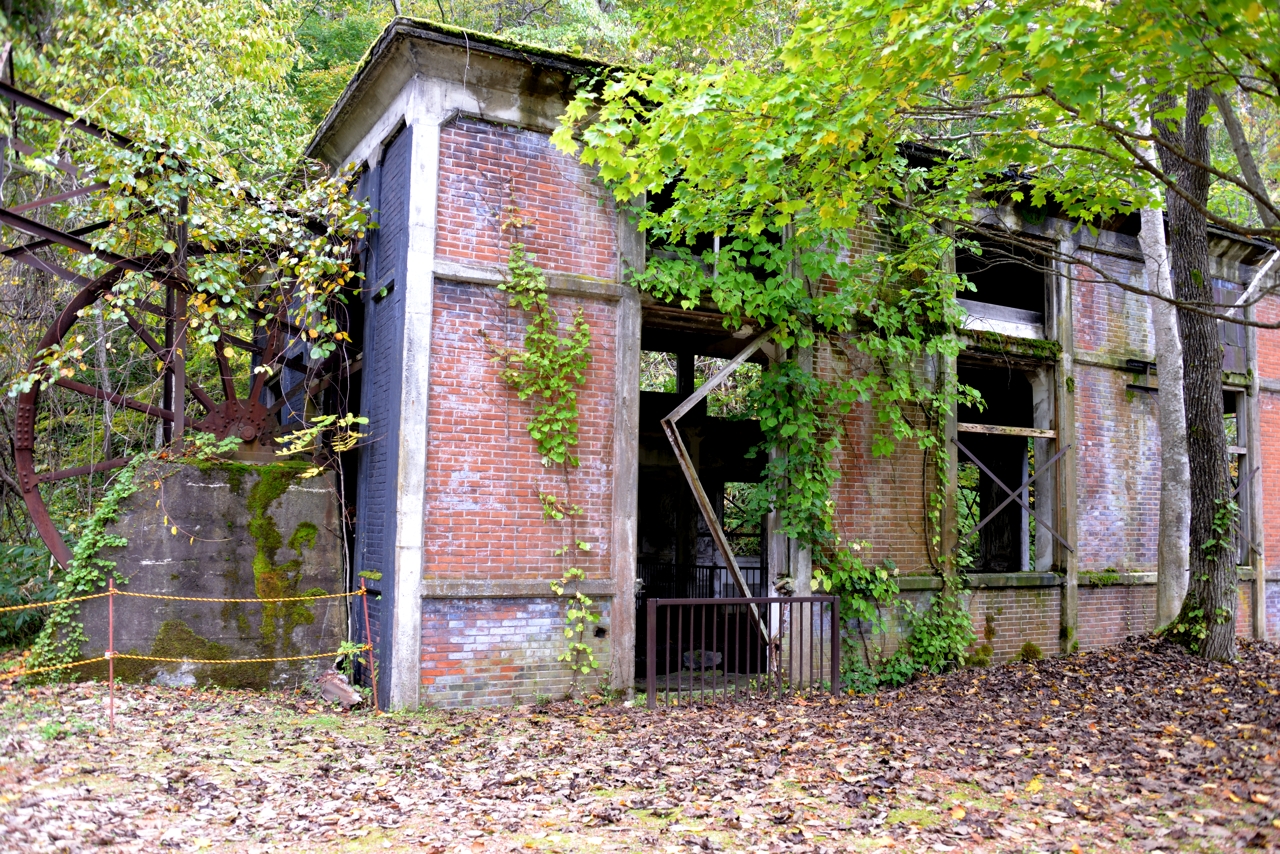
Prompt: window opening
<box><xmin>639</xmin><ymin>351</ymin><xmax>762</xmax><ymax>417</ymax></box>
<box><xmin>1224</xmin><ymin>390</ymin><xmax>1255</xmax><ymax>568</ymax></box>
<box><xmin>953</xmin><ymin>362</ymin><xmax>1070</xmax><ymax>572</ymax></box>
<box><xmin>955</xmin><ymin>233</ymin><xmax>1050</xmax><ymax>339</ymax></box>
<box><xmin>635</xmin><ymin>338</ymin><xmax>770</xmax><ymax>687</ymax></box>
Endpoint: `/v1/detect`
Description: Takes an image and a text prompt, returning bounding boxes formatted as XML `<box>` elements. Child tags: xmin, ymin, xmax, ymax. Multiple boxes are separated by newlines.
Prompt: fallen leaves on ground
<box><xmin>2</xmin><ymin>637</ymin><xmax>1279</xmax><ymax>853</ymax></box>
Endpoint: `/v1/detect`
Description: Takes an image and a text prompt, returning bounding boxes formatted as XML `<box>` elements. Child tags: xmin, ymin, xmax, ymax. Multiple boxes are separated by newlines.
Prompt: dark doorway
<box><xmin>634</xmin><ymin>304</ymin><xmax>771</xmax><ymax>679</ymax></box>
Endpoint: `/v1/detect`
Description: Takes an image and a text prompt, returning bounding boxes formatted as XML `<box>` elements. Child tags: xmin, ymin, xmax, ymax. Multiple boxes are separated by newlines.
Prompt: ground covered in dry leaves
<box><xmin>3</xmin><ymin>637</ymin><xmax>1280</xmax><ymax>854</ymax></box>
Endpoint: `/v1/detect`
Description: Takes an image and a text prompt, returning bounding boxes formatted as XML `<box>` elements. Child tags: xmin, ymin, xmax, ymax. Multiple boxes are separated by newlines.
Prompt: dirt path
<box><xmin>2</xmin><ymin>637</ymin><xmax>1279</xmax><ymax>853</ymax></box>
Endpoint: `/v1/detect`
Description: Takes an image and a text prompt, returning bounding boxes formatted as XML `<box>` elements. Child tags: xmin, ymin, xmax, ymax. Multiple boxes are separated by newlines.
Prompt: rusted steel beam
<box><xmin>54</xmin><ymin>377</ymin><xmax>174</xmax><ymax>421</ymax></box>
<box><xmin>661</xmin><ymin>328</ymin><xmax>774</xmax><ymax>639</ymax></box>
<box><xmin>0</xmin><ymin>80</ymin><xmax>136</xmax><ymax>149</ymax></box>
<box><xmin>119</xmin><ymin>308</ymin><xmax>216</xmax><ymax>413</ymax></box>
<box><xmin>0</xmin><ymin>218</ymin><xmax>112</xmax><ymax>259</ymax></box>
<box><xmin>9</xmin><ymin>181</ymin><xmax>108</xmax><ymax>213</ymax></box>
<box><xmin>38</xmin><ymin>457</ymin><xmax>130</xmax><ymax>484</ymax></box>
<box><xmin>0</xmin><ymin>135</ymin><xmax>76</xmax><ymax>177</ymax></box>
<box><xmin>0</xmin><ymin>206</ymin><xmax>151</xmax><ymax>273</ymax></box>
<box><xmin>8</xmin><ymin>251</ymin><xmax>93</xmax><ymax>287</ymax></box>
<box><xmin>266</xmin><ymin>352</ymin><xmax>363</xmax><ymax>418</ymax></box>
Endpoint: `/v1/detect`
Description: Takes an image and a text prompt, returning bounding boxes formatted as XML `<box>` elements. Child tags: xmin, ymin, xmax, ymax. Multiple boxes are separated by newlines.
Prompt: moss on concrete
<box><xmin>962</xmin><ymin>329</ymin><xmax>1063</xmax><ymax>361</ymax></box>
<box><xmin>244</xmin><ymin>464</ymin><xmax>324</xmax><ymax>651</ymax></box>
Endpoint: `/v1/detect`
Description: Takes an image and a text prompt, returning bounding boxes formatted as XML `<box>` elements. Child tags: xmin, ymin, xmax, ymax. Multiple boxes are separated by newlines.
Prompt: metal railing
<box><xmin>637</xmin><ymin>562</ymin><xmax>768</xmax><ymax>600</ymax></box>
<box><xmin>645</xmin><ymin>596</ymin><xmax>839</xmax><ymax>708</ymax></box>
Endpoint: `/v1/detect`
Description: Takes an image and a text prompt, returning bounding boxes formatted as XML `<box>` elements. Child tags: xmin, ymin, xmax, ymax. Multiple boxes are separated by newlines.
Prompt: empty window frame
<box><xmin>954</xmin><ymin>362</ymin><xmax>1060</xmax><ymax>573</ymax></box>
<box><xmin>955</xmin><ymin>233</ymin><xmax>1051</xmax><ymax>336</ymax></box>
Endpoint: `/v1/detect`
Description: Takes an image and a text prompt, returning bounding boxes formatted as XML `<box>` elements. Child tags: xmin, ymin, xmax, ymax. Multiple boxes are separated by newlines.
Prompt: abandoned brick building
<box><xmin>306</xmin><ymin>19</ymin><xmax>1280</xmax><ymax>709</ymax></box>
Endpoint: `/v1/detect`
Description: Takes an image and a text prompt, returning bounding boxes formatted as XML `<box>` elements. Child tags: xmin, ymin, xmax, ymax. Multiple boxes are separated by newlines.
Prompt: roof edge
<box><xmin>304</xmin><ymin>17</ymin><xmax>612</xmax><ymax>163</ymax></box>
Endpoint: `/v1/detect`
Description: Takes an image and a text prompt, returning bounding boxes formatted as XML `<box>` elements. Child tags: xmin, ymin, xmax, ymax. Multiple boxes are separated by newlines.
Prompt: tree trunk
<box><xmin>1138</xmin><ymin>206</ymin><xmax>1190</xmax><ymax>628</ymax></box>
<box><xmin>1156</xmin><ymin>86</ymin><xmax>1236</xmax><ymax>660</ymax></box>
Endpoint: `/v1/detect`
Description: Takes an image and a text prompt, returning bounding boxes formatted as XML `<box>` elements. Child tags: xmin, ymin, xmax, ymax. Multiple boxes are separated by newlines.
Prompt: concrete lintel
<box><xmin>897</xmin><ymin>573</ymin><xmax>1063</xmax><ymax>591</ymax></box>
<box><xmin>432</xmin><ymin>259</ymin><xmax>627</xmax><ymax>301</ymax></box>
<box><xmin>1079</xmin><ymin>571</ymin><xmax>1156</xmax><ymax>587</ymax></box>
<box><xmin>968</xmin><ymin>572</ymin><xmax>1063</xmax><ymax>589</ymax></box>
<box><xmin>421</xmin><ymin>580</ymin><xmax>615</xmax><ymax>599</ymax></box>
<box><xmin>897</xmin><ymin>576</ymin><xmax>943</xmax><ymax>591</ymax></box>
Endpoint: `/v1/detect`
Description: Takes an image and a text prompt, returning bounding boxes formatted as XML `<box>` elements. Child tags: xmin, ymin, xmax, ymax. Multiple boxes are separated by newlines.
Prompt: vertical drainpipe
<box><xmin>1245</xmin><ymin>297</ymin><xmax>1267</xmax><ymax>639</ymax></box>
<box><xmin>388</xmin><ymin>81</ymin><xmax>442</xmax><ymax>711</ymax></box>
<box><xmin>610</xmin><ymin>195</ymin><xmax>644</xmax><ymax>697</ymax></box>
<box><xmin>1056</xmin><ymin>236</ymin><xmax>1079</xmax><ymax>653</ymax></box>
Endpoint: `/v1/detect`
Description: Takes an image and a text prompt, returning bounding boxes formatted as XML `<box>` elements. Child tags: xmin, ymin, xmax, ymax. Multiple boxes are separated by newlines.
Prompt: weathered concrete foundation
<box><xmin>76</xmin><ymin>461</ymin><xmax>346</xmax><ymax>688</ymax></box>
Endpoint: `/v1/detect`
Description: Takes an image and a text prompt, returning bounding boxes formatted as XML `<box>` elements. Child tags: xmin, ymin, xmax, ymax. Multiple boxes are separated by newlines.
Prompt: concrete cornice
<box><xmin>433</xmin><ymin>259</ymin><xmax>629</xmax><ymax>301</ymax></box>
<box><xmin>306</xmin><ymin>19</ymin><xmax>607</xmax><ymax>169</ymax></box>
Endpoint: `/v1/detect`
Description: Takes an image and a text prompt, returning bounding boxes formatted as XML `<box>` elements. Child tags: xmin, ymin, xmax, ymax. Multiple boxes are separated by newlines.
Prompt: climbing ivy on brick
<box><xmin>485</xmin><ymin>243</ymin><xmax>592</xmax><ymax>467</ymax></box>
<box><xmin>486</xmin><ymin>244</ymin><xmax>603</xmax><ymax>696</ymax></box>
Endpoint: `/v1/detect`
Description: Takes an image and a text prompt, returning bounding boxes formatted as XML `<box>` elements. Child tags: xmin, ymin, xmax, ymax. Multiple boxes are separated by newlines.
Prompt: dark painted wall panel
<box><xmin>353</xmin><ymin>124</ymin><xmax>412</xmax><ymax>708</ymax></box>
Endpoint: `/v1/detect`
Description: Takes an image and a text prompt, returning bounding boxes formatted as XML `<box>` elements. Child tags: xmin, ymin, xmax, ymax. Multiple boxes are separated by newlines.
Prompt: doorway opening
<box><xmin>634</xmin><ymin>304</ymin><xmax>772</xmax><ymax>680</ymax></box>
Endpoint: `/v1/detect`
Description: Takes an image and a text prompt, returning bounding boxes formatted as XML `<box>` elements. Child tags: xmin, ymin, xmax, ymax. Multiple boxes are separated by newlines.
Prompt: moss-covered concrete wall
<box><xmin>75</xmin><ymin>461</ymin><xmax>345</xmax><ymax>688</ymax></box>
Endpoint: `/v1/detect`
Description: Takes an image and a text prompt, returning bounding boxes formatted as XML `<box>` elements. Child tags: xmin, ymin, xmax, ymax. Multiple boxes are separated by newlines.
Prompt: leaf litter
<box><xmin>1</xmin><ymin>636</ymin><xmax>1279</xmax><ymax>853</ymax></box>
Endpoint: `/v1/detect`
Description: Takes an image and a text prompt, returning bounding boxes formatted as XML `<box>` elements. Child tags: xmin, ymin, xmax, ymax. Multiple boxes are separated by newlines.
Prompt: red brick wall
<box><xmin>420</xmin><ymin>598</ymin><xmax>611</xmax><ymax>705</ymax></box>
<box><xmin>1258</xmin><ymin>292</ymin><xmax>1280</xmax><ymax>581</ymax></box>
<box><xmin>1236</xmin><ymin>584</ymin><xmax>1253</xmax><ymax>638</ymax></box>
<box><xmin>420</xmin><ymin>116</ymin><xmax>624</xmax><ymax>705</ymax></box>
<box><xmin>1073</xmin><ymin>364</ymin><xmax>1161</xmax><ymax>573</ymax></box>
<box><xmin>1077</xmin><ymin>585</ymin><xmax>1155</xmax><ymax>650</ymax></box>
<box><xmin>1071</xmin><ymin>256</ymin><xmax>1162</xmax><ymax>575</ymax></box>
<box><xmin>423</xmin><ymin>282</ymin><xmax>616</xmax><ymax>580</ymax></box>
<box><xmin>1072</xmin><ymin>255</ymin><xmax>1155</xmax><ymax>359</ymax></box>
<box><xmin>820</xmin><ymin>341</ymin><xmax>938</xmax><ymax>575</ymax></box>
<box><xmin>966</xmin><ymin>587</ymin><xmax>1061</xmax><ymax>662</ymax></box>
<box><xmin>869</xmin><ymin>586</ymin><xmax>1061</xmax><ymax>665</ymax></box>
<box><xmin>1268</xmin><ymin>581</ymin><xmax>1280</xmax><ymax>639</ymax></box>
<box><xmin>436</xmin><ymin>117</ymin><xmax>618</xmax><ymax>280</ymax></box>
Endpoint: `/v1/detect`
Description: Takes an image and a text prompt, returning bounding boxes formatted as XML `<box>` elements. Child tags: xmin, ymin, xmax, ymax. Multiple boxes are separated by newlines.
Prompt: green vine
<box><xmin>485</xmin><ymin>242</ymin><xmax>601</xmax><ymax>695</ymax></box>
<box><xmin>550</xmin><ymin>565</ymin><xmax>600</xmax><ymax>690</ymax></box>
<box><xmin>484</xmin><ymin>243</ymin><xmax>592</xmax><ymax>467</ymax></box>
<box><xmin>23</xmin><ymin>457</ymin><xmax>144</xmax><ymax>679</ymax></box>
<box><xmin>1202</xmin><ymin>497</ymin><xmax>1239</xmax><ymax>562</ymax></box>
<box><xmin>627</xmin><ymin>206</ymin><xmax>980</xmax><ymax>691</ymax></box>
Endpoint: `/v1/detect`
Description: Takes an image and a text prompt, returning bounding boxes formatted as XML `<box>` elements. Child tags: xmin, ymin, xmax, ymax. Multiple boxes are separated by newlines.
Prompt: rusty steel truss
<box><xmin>0</xmin><ymin>47</ymin><xmax>359</xmax><ymax>566</ymax></box>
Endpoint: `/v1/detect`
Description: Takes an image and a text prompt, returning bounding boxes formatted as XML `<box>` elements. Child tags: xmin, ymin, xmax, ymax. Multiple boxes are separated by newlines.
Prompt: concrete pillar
<box><xmin>1030</xmin><ymin>366</ymin><xmax>1057</xmax><ymax>574</ymax></box>
<box><xmin>609</xmin><ymin>199</ymin><xmax>643</xmax><ymax>695</ymax></box>
<box><xmin>1245</xmin><ymin>302</ymin><xmax>1267</xmax><ymax>639</ymax></box>
<box><xmin>385</xmin><ymin>84</ymin><xmax>445</xmax><ymax>711</ymax></box>
<box><xmin>1056</xmin><ymin>241</ymin><xmax>1079</xmax><ymax>653</ymax></box>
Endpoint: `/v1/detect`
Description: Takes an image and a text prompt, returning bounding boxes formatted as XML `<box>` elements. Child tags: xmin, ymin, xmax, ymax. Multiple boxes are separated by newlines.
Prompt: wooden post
<box><xmin>107</xmin><ymin>577</ymin><xmax>115</xmax><ymax>730</ymax></box>
<box><xmin>361</xmin><ymin>579</ymin><xmax>379</xmax><ymax>712</ymax></box>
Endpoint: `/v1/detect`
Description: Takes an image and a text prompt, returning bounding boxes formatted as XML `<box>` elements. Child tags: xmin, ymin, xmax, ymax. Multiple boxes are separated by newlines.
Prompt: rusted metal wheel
<box><xmin>13</xmin><ymin>267</ymin><xmax>352</xmax><ymax>567</ymax></box>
